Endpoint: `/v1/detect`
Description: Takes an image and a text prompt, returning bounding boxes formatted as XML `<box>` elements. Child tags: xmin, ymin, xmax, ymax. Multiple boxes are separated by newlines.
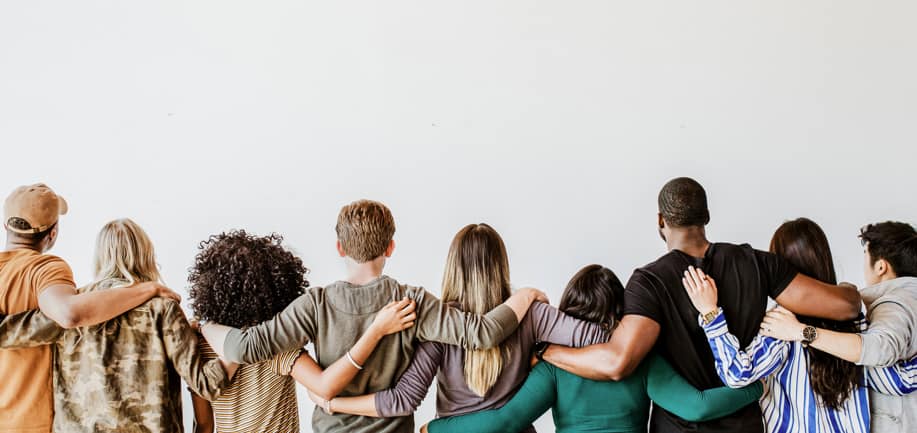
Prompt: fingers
<box><xmin>162</xmin><ymin>289</ymin><xmax>182</xmax><ymax>302</ymax></box>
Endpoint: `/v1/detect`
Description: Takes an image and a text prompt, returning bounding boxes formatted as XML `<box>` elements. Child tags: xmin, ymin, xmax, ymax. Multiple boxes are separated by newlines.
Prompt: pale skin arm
<box><xmin>291</xmin><ymin>299</ymin><xmax>416</xmax><ymax>401</ymax></box>
<box><xmin>760</xmin><ymin>306</ymin><xmax>862</xmax><ymax>363</ymax></box>
<box><xmin>505</xmin><ymin>288</ymin><xmax>550</xmax><ymax>322</ymax></box>
<box><xmin>541</xmin><ymin>314</ymin><xmax>660</xmax><ymax>381</ymax></box>
<box><xmin>37</xmin><ymin>281</ymin><xmax>180</xmax><ymax>329</ymax></box>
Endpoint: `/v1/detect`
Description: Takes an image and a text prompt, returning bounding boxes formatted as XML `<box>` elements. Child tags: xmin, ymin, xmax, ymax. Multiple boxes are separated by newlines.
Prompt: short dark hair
<box><xmin>6</xmin><ymin>219</ymin><xmax>56</xmax><ymax>243</ymax></box>
<box><xmin>188</xmin><ymin>230</ymin><xmax>309</xmax><ymax>328</ymax></box>
<box><xmin>658</xmin><ymin>177</ymin><xmax>710</xmax><ymax>227</ymax></box>
<box><xmin>558</xmin><ymin>264</ymin><xmax>625</xmax><ymax>330</ymax></box>
<box><xmin>859</xmin><ymin>221</ymin><xmax>917</xmax><ymax>278</ymax></box>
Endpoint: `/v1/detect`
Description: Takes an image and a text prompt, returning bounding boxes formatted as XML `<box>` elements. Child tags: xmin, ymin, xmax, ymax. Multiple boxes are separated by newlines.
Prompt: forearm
<box><xmin>39</xmin><ymin>283</ymin><xmax>155</xmax><ymax>328</ymax></box>
<box><xmin>330</xmin><ymin>394</ymin><xmax>380</xmax><ymax>417</ymax></box>
<box><xmin>810</xmin><ymin>328</ymin><xmax>862</xmax><ymax>364</ymax></box>
<box><xmin>301</xmin><ymin>328</ymin><xmax>386</xmax><ymax>400</ymax></box>
<box><xmin>191</xmin><ymin>394</ymin><xmax>215</xmax><ymax>433</ymax></box>
<box><xmin>543</xmin><ymin>342</ymin><xmax>625</xmax><ymax>380</ymax></box>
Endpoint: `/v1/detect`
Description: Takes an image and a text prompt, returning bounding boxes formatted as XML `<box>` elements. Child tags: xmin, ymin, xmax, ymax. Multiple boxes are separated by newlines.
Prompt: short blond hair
<box><xmin>335</xmin><ymin>200</ymin><xmax>396</xmax><ymax>263</ymax></box>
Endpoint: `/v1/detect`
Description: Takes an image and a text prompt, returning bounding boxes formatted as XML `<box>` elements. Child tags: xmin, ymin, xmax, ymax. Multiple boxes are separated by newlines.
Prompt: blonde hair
<box><xmin>92</xmin><ymin>218</ymin><xmax>162</xmax><ymax>287</ymax></box>
<box><xmin>335</xmin><ymin>199</ymin><xmax>396</xmax><ymax>263</ymax></box>
<box><xmin>441</xmin><ymin>223</ymin><xmax>511</xmax><ymax>397</ymax></box>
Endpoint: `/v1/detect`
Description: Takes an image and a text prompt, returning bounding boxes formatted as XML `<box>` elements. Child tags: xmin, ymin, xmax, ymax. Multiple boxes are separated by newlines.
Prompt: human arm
<box><xmin>867</xmin><ymin>356</ymin><xmax>917</xmax><ymax>396</ymax></box>
<box><xmin>529</xmin><ymin>302</ymin><xmax>609</xmax><ymax>347</ymax></box>
<box><xmin>161</xmin><ymin>300</ymin><xmax>236</xmax><ymax>400</ymax></box>
<box><xmin>287</xmin><ymin>298</ymin><xmax>416</xmax><ymax>400</ymax></box>
<box><xmin>774</xmin><ymin>275</ymin><xmax>860</xmax><ymax>321</ymax></box>
<box><xmin>0</xmin><ymin>308</ymin><xmax>63</xmax><ymax>348</ymax></box>
<box><xmin>760</xmin><ymin>306</ymin><xmax>862</xmax><ymax>362</ymax></box>
<box><xmin>203</xmin><ymin>293</ymin><xmax>318</xmax><ymax>364</ymax></box>
<box><xmin>37</xmin><ymin>280</ymin><xmax>180</xmax><ymax>329</ymax></box>
<box><xmin>312</xmin><ymin>340</ymin><xmax>445</xmax><ymax>417</ymax></box>
<box><xmin>425</xmin><ymin>362</ymin><xmax>557</xmax><ymax>433</ymax></box>
<box><xmin>191</xmin><ymin>393</ymin><xmax>214</xmax><ymax>433</ymax></box>
<box><xmin>415</xmin><ymin>287</ymin><xmax>547</xmax><ymax>350</ymax></box>
<box><xmin>645</xmin><ymin>353</ymin><xmax>763</xmax><ymax>421</ymax></box>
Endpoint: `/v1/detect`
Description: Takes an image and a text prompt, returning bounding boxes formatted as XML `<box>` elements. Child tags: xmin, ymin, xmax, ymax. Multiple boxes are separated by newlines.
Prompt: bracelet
<box><xmin>323</xmin><ymin>397</ymin><xmax>334</xmax><ymax>415</ymax></box>
<box><xmin>345</xmin><ymin>350</ymin><xmax>364</xmax><ymax>370</ymax></box>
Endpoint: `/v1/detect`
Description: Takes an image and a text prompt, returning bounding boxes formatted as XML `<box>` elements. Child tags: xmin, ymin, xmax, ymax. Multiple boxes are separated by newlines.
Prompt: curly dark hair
<box><xmin>188</xmin><ymin>230</ymin><xmax>309</xmax><ymax>328</ymax></box>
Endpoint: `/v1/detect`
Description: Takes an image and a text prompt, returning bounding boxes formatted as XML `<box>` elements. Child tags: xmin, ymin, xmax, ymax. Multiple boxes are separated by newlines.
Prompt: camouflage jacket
<box><xmin>0</xmin><ymin>280</ymin><xmax>229</xmax><ymax>433</ymax></box>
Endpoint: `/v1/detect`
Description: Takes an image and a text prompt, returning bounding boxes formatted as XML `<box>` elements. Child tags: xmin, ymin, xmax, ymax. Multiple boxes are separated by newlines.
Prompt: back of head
<box><xmin>559</xmin><ymin>264</ymin><xmax>624</xmax><ymax>330</ymax></box>
<box><xmin>335</xmin><ymin>199</ymin><xmax>396</xmax><ymax>263</ymax></box>
<box><xmin>859</xmin><ymin>221</ymin><xmax>917</xmax><ymax>278</ymax></box>
<box><xmin>92</xmin><ymin>219</ymin><xmax>161</xmax><ymax>287</ymax></box>
<box><xmin>658</xmin><ymin>177</ymin><xmax>710</xmax><ymax>227</ymax></box>
<box><xmin>441</xmin><ymin>223</ymin><xmax>511</xmax><ymax>397</ymax></box>
<box><xmin>188</xmin><ymin>230</ymin><xmax>309</xmax><ymax>329</ymax></box>
<box><xmin>4</xmin><ymin>183</ymin><xmax>68</xmax><ymax>248</ymax></box>
<box><xmin>770</xmin><ymin>217</ymin><xmax>857</xmax><ymax>409</ymax></box>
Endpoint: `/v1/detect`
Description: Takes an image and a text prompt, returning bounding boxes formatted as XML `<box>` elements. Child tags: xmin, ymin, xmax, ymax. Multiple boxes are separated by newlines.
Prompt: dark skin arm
<box><xmin>541</xmin><ymin>314</ymin><xmax>660</xmax><ymax>381</ymax></box>
<box><xmin>774</xmin><ymin>273</ymin><xmax>860</xmax><ymax>321</ymax></box>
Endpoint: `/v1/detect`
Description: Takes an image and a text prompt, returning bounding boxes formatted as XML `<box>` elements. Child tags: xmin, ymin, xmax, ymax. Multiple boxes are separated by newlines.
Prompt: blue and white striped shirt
<box><xmin>700</xmin><ymin>310</ymin><xmax>915</xmax><ymax>433</ymax></box>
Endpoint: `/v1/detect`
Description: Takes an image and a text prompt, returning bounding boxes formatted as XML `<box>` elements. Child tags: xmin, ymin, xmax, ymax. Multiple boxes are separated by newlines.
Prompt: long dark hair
<box><xmin>559</xmin><ymin>264</ymin><xmax>625</xmax><ymax>330</ymax></box>
<box><xmin>770</xmin><ymin>218</ymin><xmax>861</xmax><ymax>409</ymax></box>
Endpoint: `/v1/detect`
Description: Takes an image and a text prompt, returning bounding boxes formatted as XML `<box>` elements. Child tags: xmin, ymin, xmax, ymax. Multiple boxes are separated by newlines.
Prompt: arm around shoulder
<box><xmin>542</xmin><ymin>314</ymin><xmax>659</xmax><ymax>381</ymax></box>
<box><xmin>776</xmin><ymin>274</ymin><xmax>860</xmax><ymax>321</ymax></box>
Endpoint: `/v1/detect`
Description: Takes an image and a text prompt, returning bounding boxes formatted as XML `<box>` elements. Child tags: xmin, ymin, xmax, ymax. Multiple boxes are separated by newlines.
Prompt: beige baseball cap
<box><xmin>4</xmin><ymin>183</ymin><xmax>68</xmax><ymax>234</ymax></box>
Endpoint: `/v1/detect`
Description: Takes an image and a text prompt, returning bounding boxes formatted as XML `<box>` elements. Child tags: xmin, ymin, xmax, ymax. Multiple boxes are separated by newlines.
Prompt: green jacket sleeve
<box><xmin>427</xmin><ymin>362</ymin><xmax>557</xmax><ymax>433</ymax></box>
<box><xmin>645</xmin><ymin>354</ymin><xmax>763</xmax><ymax>422</ymax></box>
<box><xmin>160</xmin><ymin>299</ymin><xmax>230</xmax><ymax>400</ymax></box>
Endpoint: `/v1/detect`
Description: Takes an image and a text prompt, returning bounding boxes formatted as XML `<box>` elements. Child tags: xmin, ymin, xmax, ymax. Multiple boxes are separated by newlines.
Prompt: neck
<box><xmin>666</xmin><ymin>226</ymin><xmax>710</xmax><ymax>258</ymax></box>
<box><xmin>4</xmin><ymin>238</ymin><xmax>42</xmax><ymax>253</ymax></box>
<box><xmin>344</xmin><ymin>256</ymin><xmax>386</xmax><ymax>286</ymax></box>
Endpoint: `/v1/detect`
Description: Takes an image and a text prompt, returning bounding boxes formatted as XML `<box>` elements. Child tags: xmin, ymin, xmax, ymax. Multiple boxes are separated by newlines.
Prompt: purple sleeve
<box><xmin>528</xmin><ymin>302</ymin><xmax>609</xmax><ymax>347</ymax></box>
<box><xmin>374</xmin><ymin>341</ymin><xmax>445</xmax><ymax>417</ymax></box>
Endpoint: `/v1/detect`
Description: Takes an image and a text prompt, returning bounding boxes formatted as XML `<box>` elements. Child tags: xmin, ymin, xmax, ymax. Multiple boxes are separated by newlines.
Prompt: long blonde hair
<box><xmin>91</xmin><ymin>219</ymin><xmax>162</xmax><ymax>287</ymax></box>
<box><xmin>441</xmin><ymin>223</ymin><xmax>512</xmax><ymax>397</ymax></box>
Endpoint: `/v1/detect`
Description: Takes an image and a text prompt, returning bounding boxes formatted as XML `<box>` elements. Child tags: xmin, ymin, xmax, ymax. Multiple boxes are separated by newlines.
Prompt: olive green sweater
<box><xmin>222</xmin><ymin>275</ymin><xmax>519</xmax><ymax>433</ymax></box>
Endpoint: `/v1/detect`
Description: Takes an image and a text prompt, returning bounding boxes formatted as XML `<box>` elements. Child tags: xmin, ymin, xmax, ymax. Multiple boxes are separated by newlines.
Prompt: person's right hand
<box><xmin>517</xmin><ymin>287</ymin><xmax>550</xmax><ymax>305</ymax></box>
<box><xmin>682</xmin><ymin>266</ymin><xmax>717</xmax><ymax>314</ymax></box>
<box><xmin>138</xmin><ymin>281</ymin><xmax>181</xmax><ymax>302</ymax></box>
<box><xmin>370</xmin><ymin>298</ymin><xmax>417</xmax><ymax>336</ymax></box>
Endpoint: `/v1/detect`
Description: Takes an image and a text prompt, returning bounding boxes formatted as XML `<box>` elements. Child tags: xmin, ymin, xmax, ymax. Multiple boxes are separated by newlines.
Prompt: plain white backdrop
<box><xmin>2</xmin><ymin>1</ymin><xmax>915</xmax><ymax>431</ymax></box>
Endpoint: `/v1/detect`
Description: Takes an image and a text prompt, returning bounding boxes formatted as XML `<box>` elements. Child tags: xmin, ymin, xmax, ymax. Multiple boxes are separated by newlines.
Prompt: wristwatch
<box><xmin>534</xmin><ymin>342</ymin><xmax>550</xmax><ymax>361</ymax></box>
<box><xmin>801</xmin><ymin>325</ymin><xmax>818</xmax><ymax>347</ymax></box>
<box><xmin>700</xmin><ymin>308</ymin><xmax>719</xmax><ymax>326</ymax></box>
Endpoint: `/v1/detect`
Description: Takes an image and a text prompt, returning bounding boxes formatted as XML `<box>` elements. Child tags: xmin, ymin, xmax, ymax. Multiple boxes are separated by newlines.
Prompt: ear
<box><xmin>384</xmin><ymin>240</ymin><xmax>395</xmax><ymax>257</ymax></box>
<box><xmin>657</xmin><ymin>213</ymin><xmax>666</xmax><ymax>229</ymax></box>
<box><xmin>874</xmin><ymin>258</ymin><xmax>891</xmax><ymax>279</ymax></box>
<box><xmin>336</xmin><ymin>240</ymin><xmax>346</xmax><ymax>258</ymax></box>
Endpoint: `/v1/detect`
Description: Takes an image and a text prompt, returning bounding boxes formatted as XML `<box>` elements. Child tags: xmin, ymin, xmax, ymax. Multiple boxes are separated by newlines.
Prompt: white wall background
<box><xmin>2</xmin><ymin>1</ymin><xmax>915</xmax><ymax>431</ymax></box>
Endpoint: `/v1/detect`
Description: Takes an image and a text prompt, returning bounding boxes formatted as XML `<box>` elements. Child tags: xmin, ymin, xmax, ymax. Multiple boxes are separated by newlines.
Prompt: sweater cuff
<box><xmin>489</xmin><ymin>304</ymin><xmax>521</xmax><ymax>333</ymax></box>
<box><xmin>857</xmin><ymin>332</ymin><xmax>879</xmax><ymax>366</ymax></box>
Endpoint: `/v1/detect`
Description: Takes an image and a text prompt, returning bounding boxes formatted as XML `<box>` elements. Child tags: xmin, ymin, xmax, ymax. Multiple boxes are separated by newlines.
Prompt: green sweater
<box><xmin>428</xmin><ymin>354</ymin><xmax>762</xmax><ymax>433</ymax></box>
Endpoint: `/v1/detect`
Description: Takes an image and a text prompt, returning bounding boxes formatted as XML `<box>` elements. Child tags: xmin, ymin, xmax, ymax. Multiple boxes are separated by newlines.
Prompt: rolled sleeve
<box><xmin>859</xmin><ymin>300</ymin><xmax>915</xmax><ymax>367</ymax></box>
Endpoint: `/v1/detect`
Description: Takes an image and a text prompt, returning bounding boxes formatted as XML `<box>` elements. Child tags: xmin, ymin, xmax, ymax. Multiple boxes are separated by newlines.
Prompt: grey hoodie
<box><xmin>858</xmin><ymin>277</ymin><xmax>917</xmax><ymax>433</ymax></box>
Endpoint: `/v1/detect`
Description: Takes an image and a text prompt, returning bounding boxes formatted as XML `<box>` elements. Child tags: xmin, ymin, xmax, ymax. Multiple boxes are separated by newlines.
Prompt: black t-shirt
<box><xmin>623</xmin><ymin>242</ymin><xmax>797</xmax><ymax>433</ymax></box>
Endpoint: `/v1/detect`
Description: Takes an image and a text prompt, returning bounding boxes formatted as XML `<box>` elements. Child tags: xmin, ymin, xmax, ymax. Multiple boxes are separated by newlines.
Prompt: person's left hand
<box><xmin>420</xmin><ymin>423</ymin><xmax>429</xmax><ymax>433</ymax></box>
<box><xmin>760</xmin><ymin>306</ymin><xmax>805</xmax><ymax>341</ymax></box>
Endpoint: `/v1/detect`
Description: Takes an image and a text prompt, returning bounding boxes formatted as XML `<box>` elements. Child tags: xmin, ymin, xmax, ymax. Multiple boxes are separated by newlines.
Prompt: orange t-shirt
<box><xmin>0</xmin><ymin>249</ymin><xmax>74</xmax><ymax>433</ymax></box>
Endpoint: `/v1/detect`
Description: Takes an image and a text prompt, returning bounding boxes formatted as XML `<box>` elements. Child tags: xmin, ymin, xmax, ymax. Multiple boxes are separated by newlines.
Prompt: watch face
<box><xmin>803</xmin><ymin>326</ymin><xmax>817</xmax><ymax>342</ymax></box>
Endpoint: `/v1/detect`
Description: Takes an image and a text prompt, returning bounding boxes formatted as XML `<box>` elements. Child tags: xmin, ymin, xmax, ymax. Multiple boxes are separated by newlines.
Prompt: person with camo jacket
<box><xmin>0</xmin><ymin>218</ymin><xmax>235</xmax><ymax>433</ymax></box>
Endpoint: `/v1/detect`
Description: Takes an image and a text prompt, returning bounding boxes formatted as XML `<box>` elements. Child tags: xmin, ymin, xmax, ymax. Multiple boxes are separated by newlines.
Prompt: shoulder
<box><xmin>25</xmin><ymin>253</ymin><xmax>73</xmax><ymax>276</ymax></box>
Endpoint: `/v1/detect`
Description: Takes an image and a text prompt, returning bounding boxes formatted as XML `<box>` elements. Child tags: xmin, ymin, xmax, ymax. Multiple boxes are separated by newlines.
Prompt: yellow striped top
<box><xmin>199</xmin><ymin>341</ymin><xmax>301</xmax><ymax>433</ymax></box>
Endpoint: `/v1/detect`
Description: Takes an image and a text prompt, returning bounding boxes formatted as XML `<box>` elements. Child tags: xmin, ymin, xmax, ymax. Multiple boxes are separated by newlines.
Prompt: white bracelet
<box><xmin>345</xmin><ymin>350</ymin><xmax>364</xmax><ymax>370</ymax></box>
<box><xmin>323</xmin><ymin>398</ymin><xmax>334</xmax><ymax>415</ymax></box>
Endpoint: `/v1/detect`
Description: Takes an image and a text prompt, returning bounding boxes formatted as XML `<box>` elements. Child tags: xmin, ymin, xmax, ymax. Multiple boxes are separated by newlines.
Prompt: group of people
<box><xmin>0</xmin><ymin>178</ymin><xmax>915</xmax><ymax>433</ymax></box>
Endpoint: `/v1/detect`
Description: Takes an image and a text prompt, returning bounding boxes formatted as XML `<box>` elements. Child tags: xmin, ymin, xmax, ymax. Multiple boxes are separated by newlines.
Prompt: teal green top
<box><xmin>427</xmin><ymin>354</ymin><xmax>763</xmax><ymax>433</ymax></box>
